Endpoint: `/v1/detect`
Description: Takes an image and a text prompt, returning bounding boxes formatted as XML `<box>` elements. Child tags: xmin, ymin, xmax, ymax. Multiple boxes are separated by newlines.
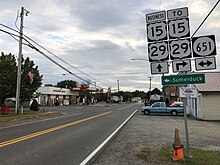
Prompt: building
<box><xmin>36</xmin><ymin>86</ymin><xmax>79</xmax><ymax>106</ymax></box>
<box><xmin>192</xmin><ymin>72</ymin><xmax>220</xmax><ymax>120</ymax></box>
<box><xmin>163</xmin><ymin>85</ymin><xmax>180</xmax><ymax>104</ymax></box>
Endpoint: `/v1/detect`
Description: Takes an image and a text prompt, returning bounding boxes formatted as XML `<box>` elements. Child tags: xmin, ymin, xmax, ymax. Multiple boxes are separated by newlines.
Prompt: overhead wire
<box><xmin>23</xmin><ymin>35</ymin><xmax>110</xmax><ymax>87</ymax></box>
<box><xmin>0</xmin><ymin>22</ymin><xmax>109</xmax><ymax>88</ymax></box>
<box><xmin>15</xmin><ymin>10</ymin><xmax>20</xmax><ymax>31</ymax></box>
<box><xmin>0</xmin><ymin>22</ymin><xmax>111</xmax><ymax>87</ymax></box>
<box><xmin>191</xmin><ymin>0</ymin><xmax>220</xmax><ymax>38</ymax></box>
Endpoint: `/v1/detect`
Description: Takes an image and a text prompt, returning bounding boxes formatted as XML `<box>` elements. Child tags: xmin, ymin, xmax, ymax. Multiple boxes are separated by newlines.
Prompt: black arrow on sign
<box><xmin>176</xmin><ymin>61</ymin><xmax>187</xmax><ymax>71</ymax></box>
<box><xmin>156</xmin><ymin>64</ymin><xmax>163</xmax><ymax>72</ymax></box>
<box><xmin>198</xmin><ymin>60</ymin><xmax>212</xmax><ymax>67</ymax></box>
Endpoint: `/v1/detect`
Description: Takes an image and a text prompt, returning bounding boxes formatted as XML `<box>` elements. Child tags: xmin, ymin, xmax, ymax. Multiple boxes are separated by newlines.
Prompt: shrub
<box><xmin>30</xmin><ymin>99</ymin><xmax>39</xmax><ymax>111</ymax></box>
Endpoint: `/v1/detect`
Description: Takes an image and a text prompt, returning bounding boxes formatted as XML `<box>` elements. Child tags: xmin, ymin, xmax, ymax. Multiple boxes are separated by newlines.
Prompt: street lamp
<box><xmin>148</xmin><ymin>76</ymin><xmax>153</xmax><ymax>100</ymax></box>
<box><xmin>131</xmin><ymin>58</ymin><xmax>149</xmax><ymax>62</ymax></box>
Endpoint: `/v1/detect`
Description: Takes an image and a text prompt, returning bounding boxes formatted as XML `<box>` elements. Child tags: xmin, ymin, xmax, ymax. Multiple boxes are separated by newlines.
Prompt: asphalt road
<box><xmin>0</xmin><ymin>103</ymin><xmax>139</xmax><ymax>165</ymax></box>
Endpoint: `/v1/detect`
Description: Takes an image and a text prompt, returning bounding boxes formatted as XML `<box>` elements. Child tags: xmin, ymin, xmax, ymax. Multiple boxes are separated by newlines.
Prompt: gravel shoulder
<box><xmin>94</xmin><ymin>112</ymin><xmax>220</xmax><ymax>165</ymax></box>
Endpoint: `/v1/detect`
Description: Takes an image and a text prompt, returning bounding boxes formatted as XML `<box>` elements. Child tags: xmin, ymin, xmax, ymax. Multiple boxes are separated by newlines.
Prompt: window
<box><xmin>153</xmin><ymin>103</ymin><xmax>160</xmax><ymax>107</ymax></box>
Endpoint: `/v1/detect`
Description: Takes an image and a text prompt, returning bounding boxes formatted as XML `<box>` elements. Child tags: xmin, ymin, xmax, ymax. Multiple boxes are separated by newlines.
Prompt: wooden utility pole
<box><xmin>15</xmin><ymin>7</ymin><xmax>24</xmax><ymax>114</ymax></box>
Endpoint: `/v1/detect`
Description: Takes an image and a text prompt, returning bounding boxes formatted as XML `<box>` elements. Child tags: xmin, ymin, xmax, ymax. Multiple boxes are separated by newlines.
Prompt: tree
<box><xmin>20</xmin><ymin>57</ymin><xmax>43</xmax><ymax>104</ymax></box>
<box><xmin>151</xmin><ymin>88</ymin><xmax>162</xmax><ymax>95</ymax></box>
<box><xmin>30</xmin><ymin>99</ymin><xmax>39</xmax><ymax>111</ymax></box>
<box><xmin>44</xmin><ymin>84</ymin><xmax>54</xmax><ymax>87</ymax></box>
<box><xmin>0</xmin><ymin>53</ymin><xmax>43</xmax><ymax>106</ymax></box>
<box><xmin>56</xmin><ymin>80</ymin><xmax>78</xmax><ymax>88</ymax></box>
<box><xmin>0</xmin><ymin>52</ymin><xmax>17</xmax><ymax>104</ymax></box>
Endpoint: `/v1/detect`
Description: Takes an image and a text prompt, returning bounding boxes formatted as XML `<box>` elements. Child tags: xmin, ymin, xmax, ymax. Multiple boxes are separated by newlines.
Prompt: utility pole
<box><xmin>117</xmin><ymin>80</ymin><xmax>119</xmax><ymax>102</ymax></box>
<box><xmin>15</xmin><ymin>7</ymin><xmax>25</xmax><ymax>114</ymax></box>
<box><xmin>148</xmin><ymin>76</ymin><xmax>153</xmax><ymax>100</ymax></box>
<box><xmin>94</xmin><ymin>82</ymin><xmax>96</xmax><ymax>103</ymax></box>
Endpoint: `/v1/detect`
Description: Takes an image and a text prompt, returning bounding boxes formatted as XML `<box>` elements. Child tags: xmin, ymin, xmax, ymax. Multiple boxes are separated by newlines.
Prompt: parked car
<box><xmin>170</xmin><ymin>101</ymin><xmax>183</xmax><ymax>107</ymax></box>
<box><xmin>4</xmin><ymin>98</ymin><xmax>30</xmax><ymax>108</ymax></box>
<box><xmin>144</xmin><ymin>100</ymin><xmax>158</xmax><ymax>106</ymax></box>
<box><xmin>141</xmin><ymin>102</ymin><xmax>184</xmax><ymax>116</ymax></box>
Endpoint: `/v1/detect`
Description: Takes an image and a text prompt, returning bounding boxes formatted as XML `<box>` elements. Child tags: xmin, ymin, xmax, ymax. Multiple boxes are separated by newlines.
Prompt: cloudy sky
<box><xmin>0</xmin><ymin>0</ymin><xmax>219</xmax><ymax>92</ymax></box>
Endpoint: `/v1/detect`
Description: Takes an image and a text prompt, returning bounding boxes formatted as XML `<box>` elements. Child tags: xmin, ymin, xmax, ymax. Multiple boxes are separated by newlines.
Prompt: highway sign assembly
<box><xmin>162</xmin><ymin>74</ymin><xmax>205</xmax><ymax>85</ymax></box>
<box><xmin>172</xmin><ymin>59</ymin><xmax>191</xmax><ymax>73</ymax></box>
<box><xmin>195</xmin><ymin>56</ymin><xmax>216</xmax><ymax>71</ymax></box>
<box><xmin>192</xmin><ymin>35</ymin><xmax>217</xmax><ymax>57</ymax></box>
<box><xmin>151</xmin><ymin>61</ymin><xmax>169</xmax><ymax>74</ymax></box>
<box><xmin>148</xmin><ymin>41</ymin><xmax>169</xmax><ymax>62</ymax></box>
<box><xmin>146</xmin><ymin>7</ymin><xmax>217</xmax><ymax>75</ymax></box>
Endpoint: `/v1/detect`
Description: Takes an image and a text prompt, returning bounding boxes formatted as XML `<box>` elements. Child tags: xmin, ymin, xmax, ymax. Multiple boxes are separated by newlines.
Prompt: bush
<box><xmin>30</xmin><ymin>99</ymin><xmax>39</xmax><ymax>111</ymax></box>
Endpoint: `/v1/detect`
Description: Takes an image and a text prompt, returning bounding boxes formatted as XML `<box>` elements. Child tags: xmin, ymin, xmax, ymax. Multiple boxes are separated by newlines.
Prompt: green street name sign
<box><xmin>162</xmin><ymin>74</ymin><xmax>205</xmax><ymax>86</ymax></box>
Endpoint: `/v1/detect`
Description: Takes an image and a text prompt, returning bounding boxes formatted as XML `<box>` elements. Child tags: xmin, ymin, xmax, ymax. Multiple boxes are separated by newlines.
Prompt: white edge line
<box><xmin>0</xmin><ymin>113</ymin><xmax>82</xmax><ymax>130</ymax></box>
<box><xmin>80</xmin><ymin>109</ymin><xmax>138</xmax><ymax>165</ymax></box>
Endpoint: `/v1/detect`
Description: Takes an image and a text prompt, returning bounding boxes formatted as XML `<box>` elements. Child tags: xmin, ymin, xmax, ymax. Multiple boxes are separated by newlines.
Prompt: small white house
<box><xmin>150</xmin><ymin>94</ymin><xmax>163</xmax><ymax>100</ymax></box>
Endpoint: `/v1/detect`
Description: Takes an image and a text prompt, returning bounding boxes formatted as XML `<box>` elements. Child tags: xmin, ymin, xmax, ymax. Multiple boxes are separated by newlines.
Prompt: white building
<box><xmin>36</xmin><ymin>86</ymin><xmax>79</xmax><ymax>106</ymax></box>
<box><xmin>187</xmin><ymin>72</ymin><xmax>220</xmax><ymax>120</ymax></box>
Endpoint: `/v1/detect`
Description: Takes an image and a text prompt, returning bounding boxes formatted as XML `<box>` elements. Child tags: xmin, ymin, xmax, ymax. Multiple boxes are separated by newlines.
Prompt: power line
<box><xmin>191</xmin><ymin>0</ymin><xmax>220</xmax><ymax>38</ymax></box>
<box><xmin>23</xmin><ymin>35</ymin><xmax>110</xmax><ymax>87</ymax></box>
<box><xmin>0</xmin><ymin>22</ymin><xmax>110</xmax><ymax>88</ymax></box>
<box><xmin>0</xmin><ymin>23</ymin><xmax>19</xmax><ymax>33</ymax></box>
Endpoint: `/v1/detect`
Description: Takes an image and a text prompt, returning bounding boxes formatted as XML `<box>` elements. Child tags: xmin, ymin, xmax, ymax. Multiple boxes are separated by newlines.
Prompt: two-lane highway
<box><xmin>0</xmin><ymin>103</ymin><xmax>140</xmax><ymax>165</ymax></box>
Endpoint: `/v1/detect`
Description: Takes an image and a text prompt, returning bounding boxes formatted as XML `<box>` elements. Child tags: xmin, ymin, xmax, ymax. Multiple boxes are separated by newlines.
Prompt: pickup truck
<box><xmin>141</xmin><ymin>102</ymin><xmax>184</xmax><ymax>116</ymax></box>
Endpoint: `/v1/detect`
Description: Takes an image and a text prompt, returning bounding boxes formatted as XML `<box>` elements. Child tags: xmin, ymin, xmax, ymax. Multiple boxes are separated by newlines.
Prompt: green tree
<box><xmin>30</xmin><ymin>99</ymin><xmax>39</xmax><ymax>111</ymax></box>
<box><xmin>56</xmin><ymin>80</ymin><xmax>78</xmax><ymax>88</ymax></box>
<box><xmin>0</xmin><ymin>52</ymin><xmax>17</xmax><ymax>104</ymax></box>
<box><xmin>151</xmin><ymin>88</ymin><xmax>162</xmax><ymax>95</ymax></box>
<box><xmin>20</xmin><ymin>57</ymin><xmax>43</xmax><ymax>104</ymax></box>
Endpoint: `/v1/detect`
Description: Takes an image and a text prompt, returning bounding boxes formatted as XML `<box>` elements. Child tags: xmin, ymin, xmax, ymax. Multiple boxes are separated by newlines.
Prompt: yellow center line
<box><xmin>0</xmin><ymin>111</ymin><xmax>112</xmax><ymax>148</ymax></box>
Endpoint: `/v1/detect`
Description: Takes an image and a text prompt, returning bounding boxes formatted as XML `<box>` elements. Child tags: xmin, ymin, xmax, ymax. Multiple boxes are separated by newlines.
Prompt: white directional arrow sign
<box><xmin>151</xmin><ymin>61</ymin><xmax>169</xmax><ymax>74</ymax></box>
<box><xmin>195</xmin><ymin>56</ymin><xmax>216</xmax><ymax>71</ymax></box>
<box><xmin>172</xmin><ymin>59</ymin><xmax>191</xmax><ymax>73</ymax></box>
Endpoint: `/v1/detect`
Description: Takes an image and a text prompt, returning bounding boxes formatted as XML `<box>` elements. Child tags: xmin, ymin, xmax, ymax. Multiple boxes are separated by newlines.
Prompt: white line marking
<box><xmin>118</xmin><ymin>104</ymin><xmax>134</xmax><ymax>110</ymax></box>
<box><xmin>0</xmin><ymin>113</ymin><xmax>82</xmax><ymax>130</ymax></box>
<box><xmin>80</xmin><ymin>109</ymin><xmax>138</xmax><ymax>165</ymax></box>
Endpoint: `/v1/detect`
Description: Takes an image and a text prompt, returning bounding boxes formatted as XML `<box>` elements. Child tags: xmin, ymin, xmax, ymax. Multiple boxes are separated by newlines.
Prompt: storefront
<box><xmin>36</xmin><ymin>86</ymin><xmax>79</xmax><ymax>106</ymax></box>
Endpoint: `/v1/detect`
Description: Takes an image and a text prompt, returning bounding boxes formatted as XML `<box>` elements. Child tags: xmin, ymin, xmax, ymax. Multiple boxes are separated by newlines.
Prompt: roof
<box><xmin>195</xmin><ymin>72</ymin><xmax>220</xmax><ymax>92</ymax></box>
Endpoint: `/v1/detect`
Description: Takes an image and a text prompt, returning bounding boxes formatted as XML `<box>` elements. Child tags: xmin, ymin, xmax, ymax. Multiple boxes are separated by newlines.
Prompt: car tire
<box><xmin>144</xmin><ymin>110</ymin><xmax>150</xmax><ymax>115</ymax></box>
<box><xmin>171</xmin><ymin>110</ymin><xmax>177</xmax><ymax>116</ymax></box>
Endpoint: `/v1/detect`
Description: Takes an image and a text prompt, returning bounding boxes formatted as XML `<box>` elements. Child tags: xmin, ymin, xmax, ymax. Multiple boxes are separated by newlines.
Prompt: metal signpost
<box><xmin>195</xmin><ymin>57</ymin><xmax>216</xmax><ymax>71</ymax></box>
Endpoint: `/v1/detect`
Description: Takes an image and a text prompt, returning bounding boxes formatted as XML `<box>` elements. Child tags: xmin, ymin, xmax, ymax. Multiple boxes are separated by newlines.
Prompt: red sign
<box><xmin>107</xmin><ymin>87</ymin><xmax>111</xmax><ymax>97</ymax></box>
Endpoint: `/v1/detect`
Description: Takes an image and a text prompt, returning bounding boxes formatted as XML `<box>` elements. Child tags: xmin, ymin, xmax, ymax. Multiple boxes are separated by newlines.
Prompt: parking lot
<box><xmin>94</xmin><ymin>112</ymin><xmax>220</xmax><ymax>165</ymax></box>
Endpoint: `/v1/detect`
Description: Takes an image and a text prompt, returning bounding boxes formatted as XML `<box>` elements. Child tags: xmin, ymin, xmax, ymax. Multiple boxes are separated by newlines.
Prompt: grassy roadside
<box><xmin>137</xmin><ymin>145</ymin><xmax>220</xmax><ymax>165</ymax></box>
<box><xmin>0</xmin><ymin>111</ymin><xmax>63</xmax><ymax>124</ymax></box>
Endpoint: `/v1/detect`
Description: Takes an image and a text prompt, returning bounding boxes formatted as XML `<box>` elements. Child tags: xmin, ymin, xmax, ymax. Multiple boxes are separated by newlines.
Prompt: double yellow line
<box><xmin>0</xmin><ymin>111</ymin><xmax>112</xmax><ymax>148</ymax></box>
